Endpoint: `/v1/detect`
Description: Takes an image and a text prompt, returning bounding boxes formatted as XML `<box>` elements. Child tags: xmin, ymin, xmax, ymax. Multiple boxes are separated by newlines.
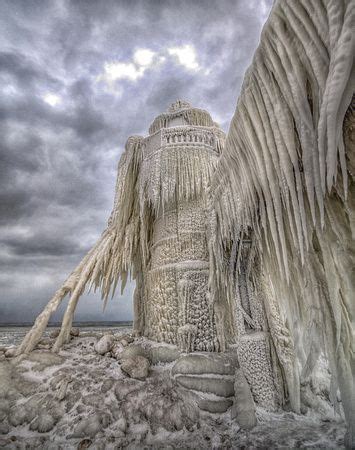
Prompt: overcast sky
<box><xmin>0</xmin><ymin>0</ymin><xmax>272</xmax><ymax>324</ymax></box>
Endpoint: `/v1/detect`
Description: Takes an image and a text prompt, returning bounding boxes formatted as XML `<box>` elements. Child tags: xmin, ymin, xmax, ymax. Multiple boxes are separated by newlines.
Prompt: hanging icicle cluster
<box><xmin>210</xmin><ymin>0</ymin><xmax>355</xmax><ymax>444</ymax></box>
<box><xmin>139</xmin><ymin>141</ymin><xmax>220</xmax><ymax>212</ymax></box>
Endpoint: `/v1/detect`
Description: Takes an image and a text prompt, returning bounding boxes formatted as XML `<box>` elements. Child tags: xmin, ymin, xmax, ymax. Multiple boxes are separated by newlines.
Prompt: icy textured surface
<box><xmin>0</xmin><ymin>334</ymin><xmax>347</xmax><ymax>449</ymax></box>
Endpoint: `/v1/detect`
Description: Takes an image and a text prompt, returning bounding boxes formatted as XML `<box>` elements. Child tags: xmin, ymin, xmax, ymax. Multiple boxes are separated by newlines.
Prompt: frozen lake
<box><xmin>0</xmin><ymin>324</ymin><xmax>132</xmax><ymax>347</ymax></box>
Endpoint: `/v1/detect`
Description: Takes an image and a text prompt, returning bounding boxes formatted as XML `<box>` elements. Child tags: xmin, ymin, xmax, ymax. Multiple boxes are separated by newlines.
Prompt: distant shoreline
<box><xmin>0</xmin><ymin>321</ymin><xmax>133</xmax><ymax>328</ymax></box>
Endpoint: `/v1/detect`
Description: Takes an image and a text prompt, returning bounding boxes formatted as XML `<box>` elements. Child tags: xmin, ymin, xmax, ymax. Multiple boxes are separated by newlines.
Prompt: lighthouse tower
<box><xmin>134</xmin><ymin>100</ymin><xmax>226</xmax><ymax>352</ymax></box>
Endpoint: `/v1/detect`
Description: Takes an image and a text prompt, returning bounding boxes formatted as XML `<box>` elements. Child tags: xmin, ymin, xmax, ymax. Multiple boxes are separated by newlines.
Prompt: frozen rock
<box><xmin>111</xmin><ymin>342</ymin><xmax>124</xmax><ymax>359</ymax></box>
<box><xmin>71</xmin><ymin>413</ymin><xmax>109</xmax><ymax>438</ymax></box>
<box><xmin>38</xmin><ymin>344</ymin><xmax>51</xmax><ymax>350</ymax></box>
<box><xmin>0</xmin><ymin>355</ymin><xmax>5</xmax><ymax>362</ymax></box>
<box><xmin>121</xmin><ymin>355</ymin><xmax>150</xmax><ymax>380</ymax></box>
<box><xmin>119</xmin><ymin>334</ymin><xmax>134</xmax><ymax>344</ymax></box>
<box><xmin>38</xmin><ymin>337</ymin><xmax>52</xmax><ymax>346</ymax></box>
<box><xmin>119</xmin><ymin>344</ymin><xmax>150</xmax><ymax>361</ymax></box>
<box><xmin>198</xmin><ymin>396</ymin><xmax>233</xmax><ymax>413</ymax></box>
<box><xmin>136</xmin><ymin>375</ymin><xmax>200</xmax><ymax>433</ymax></box>
<box><xmin>8</xmin><ymin>406</ymin><xmax>28</xmax><ymax>426</ymax></box>
<box><xmin>175</xmin><ymin>375</ymin><xmax>234</xmax><ymax>397</ymax></box>
<box><xmin>181</xmin><ymin>388</ymin><xmax>232</xmax><ymax>413</ymax></box>
<box><xmin>172</xmin><ymin>353</ymin><xmax>238</xmax><ymax>408</ymax></box>
<box><xmin>120</xmin><ymin>339</ymin><xmax>128</xmax><ymax>347</ymax></box>
<box><xmin>172</xmin><ymin>352</ymin><xmax>239</xmax><ymax>376</ymax></box>
<box><xmin>150</xmin><ymin>345</ymin><xmax>180</xmax><ymax>364</ymax></box>
<box><xmin>95</xmin><ymin>334</ymin><xmax>115</xmax><ymax>355</ymax></box>
<box><xmin>230</xmin><ymin>368</ymin><xmax>257</xmax><ymax>430</ymax></box>
<box><xmin>23</xmin><ymin>397</ymin><xmax>41</xmax><ymax>422</ymax></box>
<box><xmin>70</xmin><ymin>327</ymin><xmax>80</xmax><ymax>337</ymax></box>
<box><xmin>50</xmin><ymin>329</ymin><xmax>60</xmax><ymax>338</ymax></box>
<box><xmin>5</xmin><ymin>348</ymin><xmax>16</xmax><ymax>358</ymax></box>
<box><xmin>30</xmin><ymin>413</ymin><xmax>55</xmax><ymax>433</ymax></box>
<box><xmin>71</xmin><ymin>418</ymin><xmax>101</xmax><ymax>438</ymax></box>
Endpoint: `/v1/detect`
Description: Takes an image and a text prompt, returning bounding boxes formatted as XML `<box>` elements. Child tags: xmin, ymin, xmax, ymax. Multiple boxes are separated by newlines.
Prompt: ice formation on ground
<box><xmin>0</xmin><ymin>331</ymin><xmax>348</xmax><ymax>449</ymax></box>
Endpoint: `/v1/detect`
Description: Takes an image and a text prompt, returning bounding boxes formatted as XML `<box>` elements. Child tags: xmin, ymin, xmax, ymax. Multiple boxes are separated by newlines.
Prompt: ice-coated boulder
<box><xmin>95</xmin><ymin>334</ymin><xmax>114</xmax><ymax>355</ymax></box>
<box><xmin>111</xmin><ymin>342</ymin><xmax>124</xmax><ymax>359</ymax></box>
<box><xmin>50</xmin><ymin>328</ymin><xmax>60</xmax><ymax>338</ymax></box>
<box><xmin>116</xmin><ymin>334</ymin><xmax>134</xmax><ymax>344</ymax></box>
<box><xmin>231</xmin><ymin>368</ymin><xmax>257</xmax><ymax>429</ymax></box>
<box><xmin>70</xmin><ymin>413</ymin><xmax>107</xmax><ymax>438</ymax></box>
<box><xmin>175</xmin><ymin>375</ymin><xmax>234</xmax><ymax>397</ymax></box>
<box><xmin>70</xmin><ymin>327</ymin><xmax>80</xmax><ymax>337</ymax></box>
<box><xmin>5</xmin><ymin>347</ymin><xmax>16</xmax><ymax>358</ymax></box>
<box><xmin>119</xmin><ymin>344</ymin><xmax>150</xmax><ymax>361</ymax></box>
<box><xmin>8</xmin><ymin>406</ymin><xmax>28</xmax><ymax>426</ymax></box>
<box><xmin>150</xmin><ymin>345</ymin><xmax>180</xmax><ymax>364</ymax></box>
<box><xmin>121</xmin><ymin>355</ymin><xmax>150</xmax><ymax>380</ymax></box>
<box><xmin>38</xmin><ymin>337</ymin><xmax>52</xmax><ymax>346</ymax></box>
<box><xmin>171</xmin><ymin>352</ymin><xmax>239</xmax><ymax>412</ymax></box>
<box><xmin>197</xmin><ymin>396</ymin><xmax>233</xmax><ymax>413</ymax></box>
<box><xmin>171</xmin><ymin>352</ymin><xmax>238</xmax><ymax>376</ymax></box>
<box><xmin>30</xmin><ymin>413</ymin><xmax>56</xmax><ymax>433</ymax></box>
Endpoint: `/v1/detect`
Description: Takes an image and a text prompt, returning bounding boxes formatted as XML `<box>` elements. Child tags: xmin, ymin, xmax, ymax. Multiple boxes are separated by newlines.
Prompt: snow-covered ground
<box><xmin>0</xmin><ymin>329</ymin><xmax>347</xmax><ymax>449</ymax></box>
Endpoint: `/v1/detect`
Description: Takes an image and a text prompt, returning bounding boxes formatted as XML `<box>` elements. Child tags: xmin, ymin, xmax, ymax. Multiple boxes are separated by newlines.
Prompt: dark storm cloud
<box><xmin>3</xmin><ymin>234</ymin><xmax>82</xmax><ymax>257</ymax></box>
<box><xmin>0</xmin><ymin>0</ymin><xmax>272</xmax><ymax>323</ymax></box>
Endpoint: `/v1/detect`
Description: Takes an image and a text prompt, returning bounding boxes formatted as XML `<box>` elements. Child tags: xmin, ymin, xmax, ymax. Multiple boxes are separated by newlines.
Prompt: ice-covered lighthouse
<box><xmin>133</xmin><ymin>100</ymin><xmax>228</xmax><ymax>352</ymax></box>
<box><xmin>18</xmin><ymin>100</ymin><xmax>280</xmax><ymax>410</ymax></box>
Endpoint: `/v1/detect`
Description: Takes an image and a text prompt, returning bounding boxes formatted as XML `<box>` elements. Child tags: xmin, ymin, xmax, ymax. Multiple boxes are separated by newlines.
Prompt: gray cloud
<box><xmin>0</xmin><ymin>0</ymin><xmax>272</xmax><ymax>323</ymax></box>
